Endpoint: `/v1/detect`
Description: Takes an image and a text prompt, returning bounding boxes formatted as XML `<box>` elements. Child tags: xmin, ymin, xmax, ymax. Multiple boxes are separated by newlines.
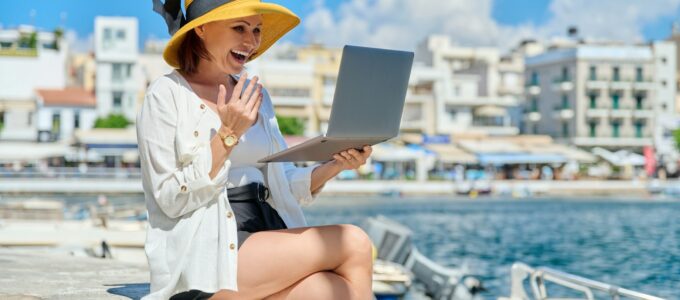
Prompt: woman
<box><xmin>139</xmin><ymin>0</ymin><xmax>374</xmax><ymax>299</ymax></box>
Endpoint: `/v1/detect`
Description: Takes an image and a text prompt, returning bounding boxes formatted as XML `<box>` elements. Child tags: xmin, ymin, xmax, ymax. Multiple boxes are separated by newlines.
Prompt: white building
<box><xmin>94</xmin><ymin>17</ymin><xmax>140</xmax><ymax>123</ymax></box>
<box><xmin>35</xmin><ymin>88</ymin><xmax>97</xmax><ymax>142</ymax></box>
<box><xmin>524</xmin><ymin>41</ymin><xmax>677</xmax><ymax>152</ymax></box>
<box><xmin>0</xmin><ymin>25</ymin><xmax>67</xmax><ymax>141</ymax></box>
<box><xmin>416</xmin><ymin>35</ymin><xmax>521</xmax><ymax>136</ymax></box>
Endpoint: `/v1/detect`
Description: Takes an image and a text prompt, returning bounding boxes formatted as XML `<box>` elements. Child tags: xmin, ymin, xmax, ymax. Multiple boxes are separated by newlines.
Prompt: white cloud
<box><xmin>302</xmin><ymin>0</ymin><xmax>680</xmax><ymax>52</ymax></box>
<box><xmin>65</xmin><ymin>30</ymin><xmax>93</xmax><ymax>53</ymax></box>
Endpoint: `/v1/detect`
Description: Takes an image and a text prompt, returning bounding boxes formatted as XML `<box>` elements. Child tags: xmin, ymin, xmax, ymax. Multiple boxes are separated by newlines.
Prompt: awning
<box><xmin>474</xmin><ymin>105</ymin><xmax>507</xmax><ymax>117</ymax></box>
<box><xmin>74</xmin><ymin>128</ymin><xmax>138</xmax><ymax>145</ymax></box>
<box><xmin>592</xmin><ymin>147</ymin><xmax>645</xmax><ymax>166</ymax></box>
<box><xmin>371</xmin><ymin>144</ymin><xmax>423</xmax><ymax>162</ymax></box>
<box><xmin>0</xmin><ymin>142</ymin><xmax>73</xmax><ymax>162</ymax></box>
<box><xmin>425</xmin><ymin>144</ymin><xmax>477</xmax><ymax>164</ymax></box>
<box><xmin>477</xmin><ymin>153</ymin><xmax>567</xmax><ymax>165</ymax></box>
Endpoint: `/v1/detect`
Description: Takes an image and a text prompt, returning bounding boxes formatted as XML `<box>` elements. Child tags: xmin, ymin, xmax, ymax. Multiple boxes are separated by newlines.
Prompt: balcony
<box><xmin>552</xmin><ymin>77</ymin><xmax>573</xmax><ymax>91</ymax></box>
<box><xmin>523</xmin><ymin>112</ymin><xmax>541</xmax><ymax>122</ymax></box>
<box><xmin>632</xmin><ymin>78</ymin><xmax>655</xmax><ymax>91</ymax></box>
<box><xmin>632</xmin><ymin>109</ymin><xmax>654</xmax><ymax>119</ymax></box>
<box><xmin>525</xmin><ymin>81</ymin><xmax>541</xmax><ymax>95</ymax></box>
<box><xmin>610</xmin><ymin>108</ymin><xmax>633</xmax><ymax>119</ymax></box>
<box><xmin>585</xmin><ymin>76</ymin><xmax>608</xmax><ymax>90</ymax></box>
<box><xmin>610</xmin><ymin>78</ymin><xmax>632</xmax><ymax>90</ymax></box>
<box><xmin>585</xmin><ymin>108</ymin><xmax>608</xmax><ymax>119</ymax></box>
<box><xmin>552</xmin><ymin>109</ymin><xmax>574</xmax><ymax>120</ymax></box>
<box><xmin>573</xmin><ymin>137</ymin><xmax>653</xmax><ymax>147</ymax></box>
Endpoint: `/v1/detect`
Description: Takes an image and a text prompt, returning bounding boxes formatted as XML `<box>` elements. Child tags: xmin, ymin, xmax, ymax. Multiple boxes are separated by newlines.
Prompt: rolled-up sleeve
<box><xmin>137</xmin><ymin>86</ymin><xmax>230</xmax><ymax>218</ymax></box>
<box><xmin>283</xmin><ymin>163</ymin><xmax>322</xmax><ymax>206</ymax></box>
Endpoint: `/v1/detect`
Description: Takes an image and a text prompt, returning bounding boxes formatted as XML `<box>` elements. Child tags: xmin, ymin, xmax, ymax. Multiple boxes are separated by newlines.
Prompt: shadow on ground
<box><xmin>106</xmin><ymin>283</ymin><xmax>149</xmax><ymax>300</ymax></box>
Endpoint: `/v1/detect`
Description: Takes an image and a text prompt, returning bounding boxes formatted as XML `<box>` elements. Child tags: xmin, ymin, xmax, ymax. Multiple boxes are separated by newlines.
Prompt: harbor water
<box><xmin>304</xmin><ymin>196</ymin><xmax>680</xmax><ymax>299</ymax></box>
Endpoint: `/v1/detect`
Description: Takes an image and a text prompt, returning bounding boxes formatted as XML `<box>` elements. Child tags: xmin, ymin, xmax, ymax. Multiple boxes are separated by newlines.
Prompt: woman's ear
<box><xmin>194</xmin><ymin>25</ymin><xmax>206</xmax><ymax>39</ymax></box>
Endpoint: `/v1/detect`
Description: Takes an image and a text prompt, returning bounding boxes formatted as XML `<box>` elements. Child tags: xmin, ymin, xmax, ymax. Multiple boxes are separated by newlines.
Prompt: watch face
<box><xmin>224</xmin><ymin>135</ymin><xmax>237</xmax><ymax>147</ymax></box>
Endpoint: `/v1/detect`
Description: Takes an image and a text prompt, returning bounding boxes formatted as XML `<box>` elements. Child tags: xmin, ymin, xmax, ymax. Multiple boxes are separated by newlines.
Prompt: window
<box><xmin>612</xmin><ymin>66</ymin><xmax>620</xmax><ymax>81</ymax></box>
<box><xmin>589</xmin><ymin>94</ymin><xmax>597</xmax><ymax>109</ymax></box>
<box><xmin>612</xmin><ymin>93</ymin><xmax>620</xmax><ymax>109</ymax></box>
<box><xmin>561</xmin><ymin>67</ymin><xmax>569</xmax><ymax>81</ymax></box>
<box><xmin>661</xmin><ymin>57</ymin><xmax>667</xmax><ymax>64</ymax></box>
<box><xmin>126</xmin><ymin>63</ymin><xmax>132</xmax><ymax>78</ymax></box>
<box><xmin>612</xmin><ymin>121</ymin><xmax>620</xmax><ymax>138</ymax></box>
<box><xmin>561</xmin><ymin>94</ymin><xmax>570</xmax><ymax>109</ymax></box>
<box><xmin>533</xmin><ymin>124</ymin><xmax>538</xmax><ymax>134</ymax></box>
<box><xmin>445</xmin><ymin>107</ymin><xmax>457</xmax><ymax>120</ymax></box>
<box><xmin>113</xmin><ymin>91</ymin><xmax>123</xmax><ymax>110</ymax></box>
<box><xmin>52</xmin><ymin>113</ymin><xmax>61</xmax><ymax>133</ymax></box>
<box><xmin>635</xmin><ymin>67</ymin><xmax>643</xmax><ymax>82</ymax></box>
<box><xmin>562</xmin><ymin>122</ymin><xmax>569</xmax><ymax>137</ymax></box>
<box><xmin>74</xmin><ymin>111</ymin><xmax>80</xmax><ymax>128</ymax></box>
<box><xmin>530</xmin><ymin>71</ymin><xmax>539</xmax><ymax>86</ymax></box>
<box><xmin>103</xmin><ymin>28</ymin><xmax>113</xmax><ymax>49</ymax></box>
<box><xmin>531</xmin><ymin>97</ymin><xmax>538</xmax><ymax>112</ymax></box>
<box><xmin>112</xmin><ymin>63</ymin><xmax>123</xmax><ymax>81</ymax></box>
<box><xmin>589</xmin><ymin>66</ymin><xmax>597</xmax><ymax>81</ymax></box>
<box><xmin>635</xmin><ymin>122</ymin><xmax>644</xmax><ymax>138</ymax></box>
<box><xmin>635</xmin><ymin>94</ymin><xmax>644</xmax><ymax>110</ymax></box>
<box><xmin>116</xmin><ymin>29</ymin><xmax>126</xmax><ymax>40</ymax></box>
<box><xmin>589</xmin><ymin>122</ymin><xmax>597</xmax><ymax>137</ymax></box>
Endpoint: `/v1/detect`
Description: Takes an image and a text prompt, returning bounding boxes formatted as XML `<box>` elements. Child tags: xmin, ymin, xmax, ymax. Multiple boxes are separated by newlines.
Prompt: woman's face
<box><xmin>196</xmin><ymin>15</ymin><xmax>263</xmax><ymax>74</ymax></box>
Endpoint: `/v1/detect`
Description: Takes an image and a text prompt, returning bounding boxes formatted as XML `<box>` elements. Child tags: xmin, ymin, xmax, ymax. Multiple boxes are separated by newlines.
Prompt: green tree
<box><xmin>94</xmin><ymin>114</ymin><xmax>131</xmax><ymax>129</ymax></box>
<box><xmin>52</xmin><ymin>27</ymin><xmax>64</xmax><ymax>50</ymax></box>
<box><xmin>674</xmin><ymin>129</ymin><xmax>680</xmax><ymax>151</ymax></box>
<box><xmin>276</xmin><ymin>115</ymin><xmax>305</xmax><ymax>136</ymax></box>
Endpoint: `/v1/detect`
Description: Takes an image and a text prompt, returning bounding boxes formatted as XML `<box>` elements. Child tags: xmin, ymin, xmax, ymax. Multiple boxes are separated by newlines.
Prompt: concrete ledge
<box><xmin>0</xmin><ymin>249</ymin><xmax>149</xmax><ymax>299</ymax></box>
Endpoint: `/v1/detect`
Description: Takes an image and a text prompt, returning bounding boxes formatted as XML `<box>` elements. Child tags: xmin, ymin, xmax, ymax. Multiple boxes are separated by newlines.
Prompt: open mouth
<box><xmin>230</xmin><ymin>49</ymin><xmax>249</xmax><ymax>64</ymax></box>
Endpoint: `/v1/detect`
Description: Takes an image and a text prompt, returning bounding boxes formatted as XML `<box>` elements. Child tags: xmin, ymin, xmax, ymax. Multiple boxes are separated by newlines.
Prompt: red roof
<box><xmin>36</xmin><ymin>88</ymin><xmax>96</xmax><ymax>107</ymax></box>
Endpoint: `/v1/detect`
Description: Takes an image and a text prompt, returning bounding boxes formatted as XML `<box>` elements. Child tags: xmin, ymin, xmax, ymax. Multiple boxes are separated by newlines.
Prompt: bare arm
<box><xmin>309</xmin><ymin>146</ymin><xmax>373</xmax><ymax>194</ymax></box>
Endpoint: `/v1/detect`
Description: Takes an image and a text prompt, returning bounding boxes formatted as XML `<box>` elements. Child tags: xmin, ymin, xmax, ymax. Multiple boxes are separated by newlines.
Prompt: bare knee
<box><xmin>337</xmin><ymin>224</ymin><xmax>373</xmax><ymax>261</ymax></box>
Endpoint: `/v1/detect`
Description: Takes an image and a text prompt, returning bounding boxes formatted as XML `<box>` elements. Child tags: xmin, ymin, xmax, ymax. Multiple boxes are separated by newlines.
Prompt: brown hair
<box><xmin>177</xmin><ymin>30</ymin><xmax>213</xmax><ymax>74</ymax></box>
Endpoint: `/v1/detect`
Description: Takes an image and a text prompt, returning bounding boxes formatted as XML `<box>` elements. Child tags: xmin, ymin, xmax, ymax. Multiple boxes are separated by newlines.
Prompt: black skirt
<box><xmin>228</xmin><ymin>182</ymin><xmax>288</xmax><ymax>248</ymax></box>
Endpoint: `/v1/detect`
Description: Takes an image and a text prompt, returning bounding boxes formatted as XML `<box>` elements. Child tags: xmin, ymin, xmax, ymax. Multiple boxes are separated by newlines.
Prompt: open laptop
<box><xmin>258</xmin><ymin>45</ymin><xmax>414</xmax><ymax>163</ymax></box>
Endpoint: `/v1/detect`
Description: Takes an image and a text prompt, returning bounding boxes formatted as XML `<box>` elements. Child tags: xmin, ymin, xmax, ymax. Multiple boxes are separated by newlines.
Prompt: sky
<box><xmin>2</xmin><ymin>0</ymin><xmax>680</xmax><ymax>53</ymax></box>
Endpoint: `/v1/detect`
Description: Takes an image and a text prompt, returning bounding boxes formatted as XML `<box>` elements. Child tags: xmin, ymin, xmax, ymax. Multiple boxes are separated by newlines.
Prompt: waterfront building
<box><xmin>94</xmin><ymin>17</ymin><xmax>140</xmax><ymax>123</ymax></box>
<box><xmin>416</xmin><ymin>35</ymin><xmax>521</xmax><ymax>136</ymax></box>
<box><xmin>35</xmin><ymin>88</ymin><xmax>97</xmax><ymax>142</ymax></box>
<box><xmin>523</xmin><ymin>41</ymin><xmax>677</xmax><ymax>154</ymax></box>
<box><xmin>0</xmin><ymin>25</ymin><xmax>68</xmax><ymax>141</ymax></box>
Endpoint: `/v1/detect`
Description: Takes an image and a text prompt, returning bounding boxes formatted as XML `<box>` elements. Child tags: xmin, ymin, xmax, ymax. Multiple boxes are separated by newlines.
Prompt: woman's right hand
<box><xmin>216</xmin><ymin>72</ymin><xmax>263</xmax><ymax>137</ymax></box>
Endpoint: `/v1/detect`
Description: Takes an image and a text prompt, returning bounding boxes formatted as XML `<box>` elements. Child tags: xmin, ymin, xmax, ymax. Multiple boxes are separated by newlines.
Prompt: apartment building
<box><xmin>94</xmin><ymin>17</ymin><xmax>140</xmax><ymax>123</ymax></box>
<box><xmin>524</xmin><ymin>41</ymin><xmax>677</xmax><ymax>151</ymax></box>
<box><xmin>0</xmin><ymin>25</ymin><xmax>68</xmax><ymax>141</ymax></box>
<box><xmin>416</xmin><ymin>35</ymin><xmax>521</xmax><ymax>136</ymax></box>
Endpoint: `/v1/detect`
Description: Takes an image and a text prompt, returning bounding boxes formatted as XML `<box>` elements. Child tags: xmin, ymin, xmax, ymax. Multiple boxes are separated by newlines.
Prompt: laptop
<box><xmin>258</xmin><ymin>45</ymin><xmax>414</xmax><ymax>163</ymax></box>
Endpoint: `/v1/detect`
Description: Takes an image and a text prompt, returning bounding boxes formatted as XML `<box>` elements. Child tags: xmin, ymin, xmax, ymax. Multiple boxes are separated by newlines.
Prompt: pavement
<box><xmin>0</xmin><ymin>248</ymin><xmax>149</xmax><ymax>299</ymax></box>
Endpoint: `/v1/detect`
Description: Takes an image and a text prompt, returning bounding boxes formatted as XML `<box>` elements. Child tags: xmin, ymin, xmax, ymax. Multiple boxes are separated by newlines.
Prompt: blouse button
<box><xmin>193</xmin><ymin>131</ymin><xmax>199</xmax><ymax>137</ymax></box>
<box><xmin>229</xmin><ymin>243</ymin><xmax>236</xmax><ymax>250</ymax></box>
<box><xmin>226</xmin><ymin>211</ymin><xmax>233</xmax><ymax>218</ymax></box>
<box><xmin>180</xmin><ymin>185</ymin><xmax>187</xmax><ymax>192</ymax></box>
<box><xmin>200</xmin><ymin>104</ymin><xmax>206</xmax><ymax>109</ymax></box>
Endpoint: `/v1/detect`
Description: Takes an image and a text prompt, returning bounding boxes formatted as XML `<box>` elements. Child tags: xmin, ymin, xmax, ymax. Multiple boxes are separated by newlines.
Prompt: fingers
<box><xmin>245</xmin><ymin>83</ymin><xmax>263</xmax><ymax>112</ymax></box>
<box><xmin>248</xmin><ymin>92</ymin><xmax>263</xmax><ymax>121</ymax></box>
<box><xmin>242</xmin><ymin>76</ymin><xmax>259</xmax><ymax>104</ymax></box>
<box><xmin>217</xmin><ymin>84</ymin><xmax>227</xmax><ymax>107</ymax></box>
<box><xmin>231</xmin><ymin>71</ymin><xmax>248</xmax><ymax>100</ymax></box>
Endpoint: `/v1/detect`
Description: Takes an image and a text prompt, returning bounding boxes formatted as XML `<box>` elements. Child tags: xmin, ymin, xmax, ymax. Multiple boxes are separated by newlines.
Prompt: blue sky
<box><xmin>2</xmin><ymin>0</ymin><xmax>680</xmax><ymax>52</ymax></box>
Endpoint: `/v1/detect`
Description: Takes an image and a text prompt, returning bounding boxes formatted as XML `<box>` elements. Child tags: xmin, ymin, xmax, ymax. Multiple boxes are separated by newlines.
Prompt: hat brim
<box><xmin>163</xmin><ymin>0</ymin><xmax>300</xmax><ymax>69</ymax></box>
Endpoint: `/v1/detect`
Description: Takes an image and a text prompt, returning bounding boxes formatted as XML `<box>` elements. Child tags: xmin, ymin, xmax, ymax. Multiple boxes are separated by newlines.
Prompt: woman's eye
<box><xmin>254</xmin><ymin>28</ymin><xmax>261</xmax><ymax>35</ymax></box>
<box><xmin>233</xmin><ymin>26</ymin><xmax>245</xmax><ymax>33</ymax></box>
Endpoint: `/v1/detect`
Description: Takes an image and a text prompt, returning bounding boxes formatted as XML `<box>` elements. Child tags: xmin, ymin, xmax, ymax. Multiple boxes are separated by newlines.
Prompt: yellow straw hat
<box><xmin>153</xmin><ymin>0</ymin><xmax>300</xmax><ymax>68</ymax></box>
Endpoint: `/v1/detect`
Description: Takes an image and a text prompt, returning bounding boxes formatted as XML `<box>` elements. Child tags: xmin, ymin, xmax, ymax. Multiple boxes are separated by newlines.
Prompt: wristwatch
<box><xmin>218</xmin><ymin>128</ymin><xmax>239</xmax><ymax>148</ymax></box>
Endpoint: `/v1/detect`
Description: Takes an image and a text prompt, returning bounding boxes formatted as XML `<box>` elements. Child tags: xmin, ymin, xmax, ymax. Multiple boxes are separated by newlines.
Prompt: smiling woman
<box><xmin>141</xmin><ymin>0</ymin><xmax>375</xmax><ymax>300</ymax></box>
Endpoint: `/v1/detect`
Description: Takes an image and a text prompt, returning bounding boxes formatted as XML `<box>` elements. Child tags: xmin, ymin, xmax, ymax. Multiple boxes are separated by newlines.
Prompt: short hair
<box><xmin>177</xmin><ymin>30</ymin><xmax>213</xmax><ymax>74</ymax></box>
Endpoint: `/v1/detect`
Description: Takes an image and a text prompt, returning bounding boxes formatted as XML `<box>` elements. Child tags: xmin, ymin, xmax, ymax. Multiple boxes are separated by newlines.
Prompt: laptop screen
<box><xmin>326</xmin><ymin>45</ymin><xmax>414</xmax><ymax>138</ymax></box>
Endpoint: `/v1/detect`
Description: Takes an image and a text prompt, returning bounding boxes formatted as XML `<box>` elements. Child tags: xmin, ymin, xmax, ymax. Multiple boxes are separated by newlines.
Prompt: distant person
<box><xmin>138</xmin><ymin>0</ymin><xmax>374</xmax><ymax>299</ymax></box>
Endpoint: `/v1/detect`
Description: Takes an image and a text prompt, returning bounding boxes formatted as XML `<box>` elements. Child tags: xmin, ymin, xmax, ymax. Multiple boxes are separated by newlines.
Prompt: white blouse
<box><xmin>226</xmin><ymin>111</ymin><xmax>269</xmax><ymax>188</ymax></box>
<box><xmin>137</xmin><ymin>70</ymin><xmax>322</xmax><ymax>300</ymax></box>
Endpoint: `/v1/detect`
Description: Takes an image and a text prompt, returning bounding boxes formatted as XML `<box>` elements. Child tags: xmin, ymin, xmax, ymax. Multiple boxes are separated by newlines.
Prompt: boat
<box><xmin>363</xmin><ymin>215</ymin><xmax>484</xmax><ymax>300</ymax></box>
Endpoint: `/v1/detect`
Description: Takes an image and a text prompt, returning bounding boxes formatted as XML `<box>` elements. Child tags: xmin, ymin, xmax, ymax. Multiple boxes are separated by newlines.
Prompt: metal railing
<box><xmin>0</xmin><ymin>167</ymin><xmax>142</xmax><ymax>180</ymax></box>
<box><xmin>507</xmin><ymin>262</ymin><xmax>665</xmax><ymax>300</ymax></box>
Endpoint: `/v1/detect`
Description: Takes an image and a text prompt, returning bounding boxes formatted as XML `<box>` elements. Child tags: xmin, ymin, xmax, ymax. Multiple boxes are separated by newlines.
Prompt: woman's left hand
<box><xmin>330</xmin><ymin>145</ymin><xmax>373</xmax><ymax>171</ymax></box>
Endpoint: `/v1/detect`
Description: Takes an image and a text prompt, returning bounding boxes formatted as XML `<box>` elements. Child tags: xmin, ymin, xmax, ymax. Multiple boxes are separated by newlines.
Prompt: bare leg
<box><xmin>264</xmin><ymin>271</ymin><xmax>354</xmax><ymax>300</ymax></box>
<box><xmin>210</xmin><ymin>224</ymin><xmax>373</xmax><ymax>300</ymax></box>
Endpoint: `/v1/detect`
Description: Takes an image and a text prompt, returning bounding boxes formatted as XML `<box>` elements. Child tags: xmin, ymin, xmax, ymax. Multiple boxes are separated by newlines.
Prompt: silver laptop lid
<box><xmin>326</xmin><ymin>45</ymin><xmax>414</xmax><ymax>138</ymax></box>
